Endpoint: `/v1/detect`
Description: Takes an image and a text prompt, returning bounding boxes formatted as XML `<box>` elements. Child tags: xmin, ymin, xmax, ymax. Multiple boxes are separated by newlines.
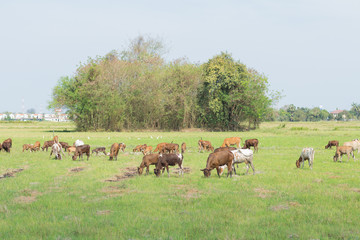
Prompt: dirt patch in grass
<box><xmin>104</xmin><ymin>167</ymin><xmax>138</xmax><ymax>182</ymax></box>
<box><xmin>313</xmin><ymin>179</ymin><xmax>322</xmax><ymax>183</ymax></box>
<box><xmin>271</xmin><ymin>201</ymin><xmax>301</xmax><ymax>211</ymax></box>
<box><xmin>14</xmin><ymin>189</ymin><xmax>42</xmax><ymax>204</ymax></box>
<box><xmin>350</xmin><ymin>188</ymin><xmax>360</xmax><ymax>193</ymax></box>
<box><xmin>0</xmin><ymin>168</ymin><xmax>24</xmax><ymax>180</ymax></box>
<box><xmin>96</xmin><ymin>210</ymin><xmax>112</xmax><ymax>215</ymax></box>
<box><xmin>329</xmin><ymin>175</ymin><xmax>341</xmax><ymax>179</ymax></box>
<box><xmin>254</xmin><ymin>188</ymin><xmax>276</xmax><ymax>198</ymax></box>
<box><xmin>172</xmin><ymin>167</ymin><xmax>191</xmax><ymax>174</ymax></box>
<box><xmin>68</xmin><ymin>167</ymin><xmax>85</xmax><ymax>173</ymax></box>
<box><xmin>183</xmin><ymin>188</ymin><xmax>201</xmax><ymax>200</ymax></box>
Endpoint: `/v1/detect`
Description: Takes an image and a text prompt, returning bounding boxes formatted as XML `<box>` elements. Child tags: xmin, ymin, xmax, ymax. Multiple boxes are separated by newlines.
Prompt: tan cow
<box><xmin>221</xmin><ymin>137</ymin><xmax>241</xmax><ymax>148</ymax></box>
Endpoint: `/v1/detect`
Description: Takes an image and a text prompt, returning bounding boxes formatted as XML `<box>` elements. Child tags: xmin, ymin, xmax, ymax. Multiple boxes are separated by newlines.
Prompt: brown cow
<box><xmin>138</xmin><ymin>153</ymin><xmax>160</xmax><ymax>175</ymax></box>
<box><xmin>72</xmin><ymin>145</ymin><xmax>90</xmax><ymax>161</ymax></box>
<box><xmin>161</xmin><ymin>143</ymin><xmax>179</xmax><ymax>154</ymax></box>
<box><xmin>33</xmin><ymin>141</ymin><xmax>41</xmax><ymax>151</ymax></box>
<box><xmin>119</xmin><ymin>143</ymin><xmax>126</xmax><ymax>152</ymax></box>
<box><xmin>42</xmin><ymin>140</ymin><xmax>54</xmax><ymax>151</ymax></box>
<box><xmin>198</xmin><ymin>140</ymin><xmax>214</xmax><ymax>152</ymax></box>
<box><xmin>214</xmin><ymin>147</ymin><xmax>237</xmax><ymax>153</ymax></box>
<box><xmin>154</xmin><ymin>151</ymin><xmax>184</xmax><ymax>177</ymax></box>
<box><xmin>92</xmin><ymin>147</ymin><xmax>107</xmax><ymax>155</ymax></box>
<box><xmin>2</xmin><ymin>138</ymin><xmax>12</xmax><ymax>153</ymax></box>
<box><xmin>154</xmin><ymin>142</ymin><xmax>168</xmax><ymax>153</ymax></box>
<box><xmin>181</xmin><ymin>142</ymin><xmax>186</xmax><ymax>153</ymax></box>
<box><xmin>221</xmin><ymin>137</ymin><xmax>241</xmax><ymax>148</ymax></box>
<box><xmin>325</xmin><ymin>140</ymin><xmax>339</xmax><ymax>149</ymax></box>
<box><xmin>243</xmin><ymin>139</ymin><xmax>259</xmax><ymax>152</ymax></box>
<box><xmin>59</xmin><ymin>142</ymin><xmax>70</xmax><ymax>151</ymax></box>
<box><xmin>66</xmin><ymin>146</ymin><xmax>77</xmax><ymax>156</ymax></box>
<box><xmin>142</xmin><ymin>146</ymin><xmax>153</xmax><ymax>155</ymax></box>
<box><xmin>23</xmin><ymin>144</ymin><xmax>33</xmax><ymax>152</ymax></box>
<box><xmin>133</xmin><ymin>144</ymin><xmax>146</xmax><ymax>152</ymax></box>
<box><xmin>109</xmin><ymin>143</ymin><xmax>120</xmax><ymax>161</ymax></box>
<box><xmin>200</xmin><ymin>150</ymin><xmax>234</xmax><ymax>178</ymax></box>
<box><xmin>333</xmin><ymin>146</ymin><xmax>354</xmax><ymax>162</ymax></box>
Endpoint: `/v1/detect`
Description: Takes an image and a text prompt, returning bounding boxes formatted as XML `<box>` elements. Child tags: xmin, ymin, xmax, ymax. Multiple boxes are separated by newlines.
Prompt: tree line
<box><xmin>266</xmin><ymin>103</ymin><xmax>360</xmax><ymax>122</ymax></box>
<box><xmin>50</xmin><ymin>36</ymin><xmax>277</xmax><ymax>131</ymax></box>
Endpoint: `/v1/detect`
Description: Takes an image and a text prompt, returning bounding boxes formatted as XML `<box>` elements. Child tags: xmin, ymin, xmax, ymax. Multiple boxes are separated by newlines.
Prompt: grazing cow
<box><xmin>59</xmin><ymin>142</ymin><xmax>70</xmax><ymax>151</ymax></box>
<box><xmin>325</xmin><ymin>140</ymin><xmax>339</xmax><ymax>149</ymax></box>
<box><xmin>214</xmin><ymin>147</ymin><xmax>237</xmax><ymax>153</ymax></box>
<box><xmin>23</xmin><ymin>144</ymin><xmax>34</xmax><ymax>152</ymax></box>
<box><xmin>119</xmin><ymin>143</ymin><xmax>126</xmax><ymax>152</ymax></box>
<box><xmin>200</xmin><ymin>150</ymin><xmax>234</xmax><ymax>178</ymax></box>
<box><xmin>221</xmin><ymin>137</ymin><xmax>241</xmax><ymax>148</ymax></box>
<box><xmin>2</xmin><ymin>138</ymin><xmax>12</xmax><ymax>153</ymax></box>
<box><xmin>154</xmin><ymin>143</ymin><xmax>168</xmax><ymax>153</ymax></box>
<box><xmin>66</xmin><ymin>146</ymin><xmax>77</xmax><ymax>156</ymax></box>
<box><xmin>198</xmin><ymin>140</ymin><xmax>214</xmax><ymax>152</ymax></box>
<box><xmin>50</xmin><ymin>143</ymin><xmax>64</xmax><ymax>160</ymax></box>
<box><xmin>243</xmin><ymin>139</ymin><xmax>259</xmax><ymax>152</ymax></box>
<box><xmin>133</xmin><ymin>144</ymin><xmax>146</xmax><ymax>152</ymax></box>
<box><xmin>219</xmin><ymin>149</ymin><xmax>255</xmax><ymax>176</ymax></box>
<box><xmin>161</xmin><ymin>143</ymin><xmax>179</xmax><ymax>154</ymax></box>
<box><xmin>343</xmin><ymin>140</ymin><xmax>360</xmax><ymax>154</ymax></box>
<box><xmin>333</xmin><ymin>146</ymin><xmax>354</xmax><ymax>162</ymax></box>
<box><xmin>181</xmin><ymin>142</ymin><xmax>186</xmax><ymax>153</ymax></box>
<box><xmin>154</xmin><ymin>150</ymin><xmax>184</xmax><ymax>177</ymax></box>
<box><xmin>74</xmin><ymin>140</ymin><xmax>84</xmax><ymax>147</ymax></box>
<box><xmin>109</xmin><ymin>143</ymin><xmax>120</xmax><ymax>161</ymax></box>
<box><xmin>296</xmin><ymin>148</ymin><xmax>315</xmax><ymax>169</ymax></box>
<box><xmin>32</xmin><ymin>141</ymin><xmax>41</xmax><ymax>151</ymax></box>
<box><xmin>138</xmin><ymin>153</ymin><xmax>160</xmax><ymax>175</ymax></box>
<box><xmin>142</xmin><ymin>145</ymin><xmax>153</xmax><ymax>155</ymax></box>
<box><xmin>42</xmin><ymin>140</ymin><xmax>54</xmax><ymax>151</ymax></box>
<box><xmin>92</xmin><ymin>147</ymin><xmax>107</xmax><ymax>156</ymax></box>
<box><xmin>72</xmin><ymin>144</ymin><xmax>90</xmax><ymax>161</ymax></box>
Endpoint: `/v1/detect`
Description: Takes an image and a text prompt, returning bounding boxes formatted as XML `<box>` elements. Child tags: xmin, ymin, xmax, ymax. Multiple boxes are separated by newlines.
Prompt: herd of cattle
<box><xmin>0</xmin><ymin>136</ymin><xmax>359</xmax><ymax>178</ymax></box>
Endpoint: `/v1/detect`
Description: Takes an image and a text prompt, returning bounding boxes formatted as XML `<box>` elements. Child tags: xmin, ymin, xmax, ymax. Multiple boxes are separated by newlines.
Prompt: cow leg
<box><xmin>216</xmin><ymin>167</ymin><xmax>221</xmax><ymax>178</ymax></box>
<box><xmin>227</xmin><ymin>163</ymin><xmax>232</xmax><ymax>178</ymax></box>
<box><xmin>301</xmin><ymin>156</ymin><xmax>305</xmax><ymax>168</ymax></box>
<box><xmin>245</xmin><ymin>164</ymin><xmax>250</xmax><ymax>175</ymax></box>
<box><xmin>233</xmin><ymin>164</ymin><xmax>237</xmax><ymax>175</ymax></box>
<box><xmin>146</xmin><ymin>166</ymin><xmax>149</xmax><ymax>175</ymax></box>
<box><xmin>166</xmin><ymin>166</ymin><xmax>170</xmax><ymax>177</ymax></box>
<box><xmin>87</xmin><ymin>153</ymin><xmax>89</xmax><ymax>161</ymax></box>
<box><xmin>250</xmin><ymin>161</ymin><xmax>255</xmax><ymax>175</ymax></box>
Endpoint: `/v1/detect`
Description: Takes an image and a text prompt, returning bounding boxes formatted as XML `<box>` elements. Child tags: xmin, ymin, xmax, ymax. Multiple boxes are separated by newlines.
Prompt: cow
<box><xmin>154</xmin><ymin>150</ymin><xmax>184</xmax><ymax>177</ymax></box>
<box><xmin>109</xmin><ymin>143</ymin><xmax>120</xmax><ymax>161</ymax></box>
<box><xmin>92</xmin><ymin>147</ymin><xmax>107</xmax><ymax>156</ymax></box>
<box><xmin>59</xmin><ymin>142</ymin><xmax>70</xmax><ymax>151</ymax></box>
<box><xmin>333</xmin><ymin>146</ymin><xmax>354</xmax><ymax>162</ymax></box>
<box><xmin>325</xmin><ymin>140</ymin><xmax>339</xmax><ymax>149</ymax></box>
<box><xmin>33</xmin><ymin>141</ymin><xmax>41</xmax><ymax>151</ymax></box>
<box><xmin>343</xmin><ymin>140</ymin><xmax>360</xmax><ymax>154</ymax></box>
<box><xmin>200</xmin><ymin>150</ymin><xmax>234</xmax><ymax>178</ymax></box>
<box><xmin>66</xmin><ymin>146</ymin><xmax>77</xmax><ymax>156</ymax></box>
<box><xmin>138</xmin><ymin>153</ymin><xmax>160</xmax><ymax>175</ymax></box>
<box><xmin>50</xmin><ymin>143</ymin><xmax>64</xmax><ymax>160</ymax></box>
<box><xmin>221</xmin><ymin>137</ymin><xmax>241</xmax><ymax>148</ymax></box>
<box><xmin>243</xmin><ymin>139</ymin><xmax>259</xmax><ymax>152</ymax></box>
<box><xmin>214</xmin><ymin>147</ymin><xmax>237</xmax><ymax>153</ymax></box>
<box><xmin>198</xmin><ymin>140</ymin><xmax>214</xmax><ymax>152</ymax></box>
<box><xmin>2</xmin><ymin>138</ymin><xmax>12</xmax><ymax>153</ymax></box>
<box><xmin>296</xmin><ymin>148</ymin><xmax>315</xmax><ymax>169</ymax></box>
<box><xmin>53</xmin><ymin>135</ymin><xmax>59</xmax><ymax>144</ymax></box>
<box><xmin>218</xmin><ymin>149</ymin><xmax>255</xmax><ymax>176</ymax></box>
<box><xmin>133</xmin><ymin>144</ymin><xmax>146</xmax><ymax>152</ymax></box>
<box><xmin>142</xmin><ymin>145</ymin><xmax>153</xmax><ymax>155</ymax></box>
<box><xmin>119</xmin><ymin>143</ymin><xmax>126</xmax><ymax>152</ymax></box>
<box><xmin>42</xmin><ymin>140</ymin><xmax>54</xmax><ymax>151</ymax></box>
<box><xmin>154</xmin><ymin>143</ymin><xmax>168</xmax><ymax>153</ymax></box>
<box><xmin>181</xmin><ymin>142</ymin><xmax>186</xmax><ymax>153</ymax></box>
<box><xmin>72</xmin><ymin>144</ymin><xmax>90</xmax><ymax>161</ymax></box>
<box><xmin>23</xmin><ymin>144</ymin><xmax>34</xmax><ymax>152</ymax></box>
<box><xmin>161</xmin><ymin>143</ymin><xmax>179</xmax><ymax>154</ymax></box>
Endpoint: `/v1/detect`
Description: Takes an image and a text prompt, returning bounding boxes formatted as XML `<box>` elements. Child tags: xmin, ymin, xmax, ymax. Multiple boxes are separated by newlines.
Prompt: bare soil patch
<box><xmin>96</xmin><ymin>210</ymin><xmax>112</xmax><ymax>215</ymax></box>
<box><xmin>0</xmin><ymin>168</ymin><xmax>24</xmax><ymax>180</ymax></box>
<box><xmin>313</xmin><ymin>179</ymin><xmax>322</xmax><ymax>183</ymax></box>
<box><xmin>172</xmin><ymin>167</ymin><xmax>191</xmax><ymax>174</ymax></box>
<box><xmin>68</xmin><ymin>167</ymin><xmax>85</xmax><ymax>173</ymax></box>
<box><xmin>14</xmin><ymin>189</ymin><xmax>42</xmax><ymax>204</ymax></box>
<box><xmin>254</xmin><ymin>188</ymin><xmax>276</xmax><ymax>198</ymax></box>
<box><xmin>329</xmin><ymin>175</ymin><xmax>341</xmax><ymax>179</ymax></box>
<box><xmin>183</xmin><ymin>189</ymin><xmax>201</xmax><ymax>200</ymax></box>
<box><xmin>271</xmin><ymin>201</ymin><xmax>301</xmax><ymax>211</ymax></box>
<box><xmin>104</xmin><ymin>167</ymin><xmax>137</xmax><ymax>182</ymax></box>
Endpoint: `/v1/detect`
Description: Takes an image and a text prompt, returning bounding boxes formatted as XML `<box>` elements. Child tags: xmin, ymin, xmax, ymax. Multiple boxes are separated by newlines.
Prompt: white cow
<box><xmin>219</xmin><ymin>149</ymin><xmax>255</xmax><ymax>175</ymax></box>
<box><xmin>74</xmin><ymin>139</ymin><xmax>84</xmax><ymax>147</ymax></box>
<box><xmin>344</xmin><ymin>140</ymin><xmax>360</xmax><ymax>154</ymax></box>
<box><xmin>50</xmin><ymin>143</ymin><xmax>64</xmax><ymax>160</ymax></box>
<box><xmin>296</xmin><ymin>148</ymin><xmax>315</xmax><ymax>169</ymax></box>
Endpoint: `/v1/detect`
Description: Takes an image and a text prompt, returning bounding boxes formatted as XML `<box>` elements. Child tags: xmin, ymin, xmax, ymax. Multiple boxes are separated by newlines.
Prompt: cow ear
<box><xmin>200</xmin><ymin>169</ymin><xmax>205</xmax><ymax>171</ymax></box>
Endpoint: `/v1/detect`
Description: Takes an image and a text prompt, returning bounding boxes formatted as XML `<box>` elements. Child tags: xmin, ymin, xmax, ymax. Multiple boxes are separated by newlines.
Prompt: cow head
<box><xmin>200</xmin><ymin>168</ymin><xmax>211</xmax><ymax>177</ymax></box>
<box><xmin>296</xmin><ymin>160</ymin><xmax>300</xmax><ymax>168</ymax></box>
<box><xmin>137</xmin><ymin>167</ymin><xmax>143</xmax><ymax>175</ymax></box>
<box><xmin>333</xmin><ymin>155</ymin><xmax>338</xmax><ymax>162</ymax></box>
<box><xmin>325</xmin><ymin>145</ymin><xmax>329</xmax><ymax>149</ymax></box>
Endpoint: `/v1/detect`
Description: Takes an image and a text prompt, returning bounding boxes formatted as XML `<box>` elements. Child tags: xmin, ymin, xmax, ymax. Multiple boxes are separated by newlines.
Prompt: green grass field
<box><xmin>1</xmin><ymin>121</ymin><xmax>360</xmax><ymax>239</ymax></box>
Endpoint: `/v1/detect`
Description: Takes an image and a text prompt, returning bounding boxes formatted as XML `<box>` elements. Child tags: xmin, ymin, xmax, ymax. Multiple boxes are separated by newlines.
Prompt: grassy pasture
<box><xmin>0</xmin><ymin>121</ymin><xmax>360</xmax><ymax>239</ymax></box>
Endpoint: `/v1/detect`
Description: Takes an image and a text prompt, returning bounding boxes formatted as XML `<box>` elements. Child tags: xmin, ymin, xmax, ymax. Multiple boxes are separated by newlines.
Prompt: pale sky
<box><xmin>0</xmin><ymin>0</ymin><xmax>359</xmax><ymax>113</ymax></box>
